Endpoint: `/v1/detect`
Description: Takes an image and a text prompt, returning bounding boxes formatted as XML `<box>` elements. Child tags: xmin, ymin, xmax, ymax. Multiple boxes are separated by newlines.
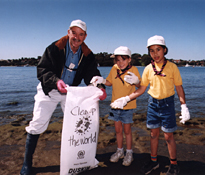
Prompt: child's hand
<box><xmin>124</xmin><ymin>71</ymin><xmax>140</xmax><ymax>85</ymax></box>
<box><xmin>179</xmin><ymin>104</ymin><xmax>190</xmax><ymax>124</ymax></box>
<box><xmin>110</xmin><ymin>96</ymin><xmax>130</xmax><ymax>109</ymax></box>
<box><xmin>90</xmin><ymin>76</ymin><xmax>106</xmax><ymax>87</ymax></box>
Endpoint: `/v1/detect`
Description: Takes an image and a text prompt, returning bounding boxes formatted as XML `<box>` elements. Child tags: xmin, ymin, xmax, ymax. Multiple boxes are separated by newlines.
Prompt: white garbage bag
<box><xmin>60</xmin><ymin>86</ymin><xmax>103</xmax><ymax>175</ymax></box>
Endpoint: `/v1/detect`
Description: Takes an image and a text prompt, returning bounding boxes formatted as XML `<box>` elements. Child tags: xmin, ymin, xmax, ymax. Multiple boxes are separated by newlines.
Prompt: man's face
<box><xmin>68</xmin><ymin>26</ymin><xmax>87</xmax><ymax>53</ymax></box>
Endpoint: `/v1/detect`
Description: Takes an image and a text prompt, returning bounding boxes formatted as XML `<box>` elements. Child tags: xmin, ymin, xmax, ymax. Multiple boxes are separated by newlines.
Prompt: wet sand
<box><xmin>0</xmin><ymin>112</ymin><xmax>205</xmax><ymax>175</ymax></box>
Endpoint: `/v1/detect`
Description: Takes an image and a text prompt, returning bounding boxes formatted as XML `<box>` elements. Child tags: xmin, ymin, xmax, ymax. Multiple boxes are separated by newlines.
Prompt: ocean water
<box><xmin>0</xmin><ymin>66</ymin><xmax>205</xmax><ymax>125</ymax></box>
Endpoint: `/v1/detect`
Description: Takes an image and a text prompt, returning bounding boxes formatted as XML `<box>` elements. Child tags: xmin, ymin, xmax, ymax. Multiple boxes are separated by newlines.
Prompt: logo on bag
<box><xmin>77</xmin><ymin>150</ymin><xmax>85</xmax><ymax>159</ymax></box>
<box><xmin>75</xmin><ymin>116</ymin><xmax>92</xmax><ymax>135</ymax></box>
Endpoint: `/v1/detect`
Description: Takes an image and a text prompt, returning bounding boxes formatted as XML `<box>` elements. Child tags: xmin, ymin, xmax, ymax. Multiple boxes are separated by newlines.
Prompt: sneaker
<box><xmin>141</xmin><ymin>160</ymin><xmax>159</xmax><ymax>175</ymax></box>
<box><xmin>166</xmin><ymin>164</ymin><xmax>180</xmax><ymax>175</ymax></box>
<box><xmin>122</xmin><ymin>151</ymin><xmax>133</xmax><ymax>166</ymax></box>
<box><xmin>110</xmin><ymin>149</ymin><xmax>124</xmax><ymax>162</ymax></box>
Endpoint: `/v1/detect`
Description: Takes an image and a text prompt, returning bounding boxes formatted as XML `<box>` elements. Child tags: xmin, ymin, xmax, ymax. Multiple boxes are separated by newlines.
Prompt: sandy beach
<box><xmin>0</xmin><ymin>112</ymin><xmax>205</xmax><ymax>175</ymax></box>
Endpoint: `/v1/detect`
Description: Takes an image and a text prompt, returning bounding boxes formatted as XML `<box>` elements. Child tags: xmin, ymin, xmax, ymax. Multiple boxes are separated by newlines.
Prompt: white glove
<box><xmin>179</xmin><ymin>104</ymin><xmax>190</xmax><ymax>124</ymax></box>
<box><xmin>90</xmin><ymin>76</ymin><xmax>106</xmax><ymax>87</ymax></box>
<box><xmin>110</xmin><ymin>96</ymin><xmax>130</xmax><ymax>109</ymax></box>
<box><xmin>124</xmin><ymin>71</ymin><xmax>140</xmax><ymax>85</ymax></box>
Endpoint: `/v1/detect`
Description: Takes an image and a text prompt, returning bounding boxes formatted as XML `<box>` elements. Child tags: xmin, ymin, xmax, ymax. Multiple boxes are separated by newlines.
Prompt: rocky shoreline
<box><xmin>0</xmin><ymin>113</ymin><xmax>205</xmax><ymax>175</ymax></box>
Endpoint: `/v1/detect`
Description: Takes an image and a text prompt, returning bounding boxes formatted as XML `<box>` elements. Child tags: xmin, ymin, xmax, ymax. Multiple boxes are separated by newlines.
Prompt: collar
<box><xmin>67</xmin><ymin>40</ymin><xmax>81</xmax><ymax>56</ymax></box>
<box><xmin>55</xmin><ymin>35</ymin><xmax>91</xmax><ymax>57</ymax></box>
<box><xmin>151</xmin><ymin>59</ymin><xmax>167</xmax><ymax>77</ymax></box>
<box><xmin>115</xmin><ymin>64</ymin><xmax>132</xmax><ymax>84</ymax></box>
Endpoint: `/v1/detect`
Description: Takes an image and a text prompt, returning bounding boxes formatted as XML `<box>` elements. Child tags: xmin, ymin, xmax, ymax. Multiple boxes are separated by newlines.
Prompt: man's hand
<box><xmin>90</xmin><ymin>76</ymin><xmax>106</xmax><ymax>87</ymax></box>
<box><xmin>110</xmin><ymin>96</ymin><xmax>130</xmax><ymax>109</ymax></box>
<box><xmin>124</xmin><ymin>71</ymin><xmax>140</xmax><ymax>85</ymax></box>
<box><xmin>57</xmin><ymin>80</ymin><xmax>67</xmax><ymax>93</ymax></box>
<box><xmin>179</xmin><ymin>104</ymin><xmax>190</xmax><ymax>124</ymax></box>
<box><xmin>99</xmin><ymin>88</ymin><xmax>107</xmax><ymax>100</ymax></box>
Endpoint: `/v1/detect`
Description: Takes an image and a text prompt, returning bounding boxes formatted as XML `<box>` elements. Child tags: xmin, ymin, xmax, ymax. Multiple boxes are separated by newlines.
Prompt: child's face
<box><xmin>115</xmin><ymin>55</ymin><xmax>131</xmax><ymax>70</ymax></box>
<box><xmin>149</xmin><ymin>45</ymin><xmax>166</xmax><ymax>64</ymax></box>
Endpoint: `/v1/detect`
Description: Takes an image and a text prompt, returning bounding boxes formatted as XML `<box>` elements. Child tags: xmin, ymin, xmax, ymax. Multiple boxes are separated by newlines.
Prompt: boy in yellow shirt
<box><xmin>111</xmin><ymin>36</ymin><xmax>190</xmax><ymax>175</ymax></box>
<box><xmin>90</xmin><ymin>46</ymin><xmax>141</xmax><ymax>166</ymax></box>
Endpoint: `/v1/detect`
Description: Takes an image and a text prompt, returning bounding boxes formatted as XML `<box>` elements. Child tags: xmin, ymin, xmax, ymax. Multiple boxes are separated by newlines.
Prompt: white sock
<box><xmin>126</xmin><ymin>149</ymin><xmax>133</xmax><ymax>153</ymax></box>
<box><xmin>117</xmin><ymin>148</ymin><xmax>123</xmax><ymax>152</ymax></box>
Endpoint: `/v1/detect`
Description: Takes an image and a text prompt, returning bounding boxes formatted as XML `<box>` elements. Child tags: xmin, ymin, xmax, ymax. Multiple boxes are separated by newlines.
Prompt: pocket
<box><xmin>148</xmin><ymin>96</ymin><xmax>153</xmax><ymax>105</ymax></box>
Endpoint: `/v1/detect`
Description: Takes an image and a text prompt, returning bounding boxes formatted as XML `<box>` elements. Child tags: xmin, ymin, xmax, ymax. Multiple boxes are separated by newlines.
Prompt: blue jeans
<box><xmin>108</xmin><ymin>108</ymin><xmax>134</xmax><ymax>124</ymax></box>
<box><xmin>146</xmin><ymin>95</ymin><xmax>177</xmax><ymax>133</ymax></box>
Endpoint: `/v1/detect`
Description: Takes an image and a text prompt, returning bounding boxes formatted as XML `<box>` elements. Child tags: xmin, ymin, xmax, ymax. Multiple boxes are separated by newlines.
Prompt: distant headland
<box><xmin>0</xmin><ymin>52</ymin><xmax>204</xmax><ymax>67</ymax></box>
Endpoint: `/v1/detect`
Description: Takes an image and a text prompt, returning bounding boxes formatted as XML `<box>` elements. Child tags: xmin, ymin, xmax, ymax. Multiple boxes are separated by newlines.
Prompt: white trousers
<box><xmin>26</xmin><ymin>83</ymin><xmax>66</xmax><ymax>134</ymax></box>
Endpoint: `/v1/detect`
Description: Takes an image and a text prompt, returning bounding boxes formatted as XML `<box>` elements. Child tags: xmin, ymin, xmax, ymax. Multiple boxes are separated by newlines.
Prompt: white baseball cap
<box><xmin>69</xmin><ymin>19</ymin><xmax>87</xmax><ymax>32</ymax></box>
<box><xmin>114</xmin><ymin>46</ymin><xmax>131</xmax><ymax>57</ymax></box>
<box><xmin>147</xmin><ymin>35</ymin><xmax>166</xmax><ymax>48</ymax></box>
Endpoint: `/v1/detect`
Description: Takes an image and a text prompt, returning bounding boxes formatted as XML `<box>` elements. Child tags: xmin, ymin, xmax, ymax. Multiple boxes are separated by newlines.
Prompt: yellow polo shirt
<box><xmin>106</xmin><ymin>64</ymin><xmax>141</xmax><ymax>109</ymax></box>
<box><xmin>141</xmin><ymin>61</ymin><xmax>182</xmax><ymax>99</ymax></box>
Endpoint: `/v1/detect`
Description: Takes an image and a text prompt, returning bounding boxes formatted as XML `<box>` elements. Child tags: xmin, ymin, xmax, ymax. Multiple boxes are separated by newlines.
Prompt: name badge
<box><xmin>68</xmin><ymin>63</ymin><xmax>75</xmax><ymax>72</ymax></box>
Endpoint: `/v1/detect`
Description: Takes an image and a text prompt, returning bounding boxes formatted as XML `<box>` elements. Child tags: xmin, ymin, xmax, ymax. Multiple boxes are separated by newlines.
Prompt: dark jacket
<box><xmin>37</xmin><ymin>35</ymin><xmax>102</xmax><ymax>95</ymax></box>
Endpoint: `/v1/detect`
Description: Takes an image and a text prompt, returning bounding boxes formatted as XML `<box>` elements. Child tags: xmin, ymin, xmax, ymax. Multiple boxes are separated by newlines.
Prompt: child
<box><xmin>90</xmin><ymin>46</ymin><xmax>141</xmax><ymax>166</ymax></box>
<box><xmin>111</xmin><ymin>36</ymin><xmax>190</xmax><ymax>175</ymax></box>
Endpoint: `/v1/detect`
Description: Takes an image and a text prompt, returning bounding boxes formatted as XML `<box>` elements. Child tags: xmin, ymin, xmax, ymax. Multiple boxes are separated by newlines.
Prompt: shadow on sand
<box><xmin>76</xmin><ymin>152</ymin><xmax>205</xmax><ymax>175</ymax></box>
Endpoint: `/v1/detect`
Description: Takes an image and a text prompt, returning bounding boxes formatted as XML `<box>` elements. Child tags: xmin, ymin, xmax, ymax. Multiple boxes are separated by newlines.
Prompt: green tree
<box><xmin>141</xmin><ymin>54</ymin><xmax>152</xmax><ymax>66</ymax></box>
<box><xmin>131</xmin><ymin>53</ymin><xmax>141</xmax><ymax>66</ymax></box>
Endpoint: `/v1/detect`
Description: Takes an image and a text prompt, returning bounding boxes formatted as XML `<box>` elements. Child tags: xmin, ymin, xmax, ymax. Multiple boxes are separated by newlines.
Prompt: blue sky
<box><xmin>0</xmin><ymin>0</ymin><xmax>204</xmax><ymax>60</ymax></box>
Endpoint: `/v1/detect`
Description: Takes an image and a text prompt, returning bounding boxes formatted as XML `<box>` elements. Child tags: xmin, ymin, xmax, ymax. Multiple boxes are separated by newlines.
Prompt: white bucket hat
<box><xmin>69</xmin><ymin>19</ymin><xmax>87</xmax><ymax>32</ymax></box>
<box><xmin>147</xmin><ymin>35</ymin><xmax>166</xmax><ymax>48</ymax></box>
<box><xmin>114</xmin><ymin>46</ymin><xmax>131</xmax><ymax>57</ymax></box>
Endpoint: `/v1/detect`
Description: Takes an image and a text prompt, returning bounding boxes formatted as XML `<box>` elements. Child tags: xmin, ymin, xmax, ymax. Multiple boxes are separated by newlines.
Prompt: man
<box><xmin>20</xmin><ymin>19</ymin><xmax>106</xmax><ymax>175</ymax></box>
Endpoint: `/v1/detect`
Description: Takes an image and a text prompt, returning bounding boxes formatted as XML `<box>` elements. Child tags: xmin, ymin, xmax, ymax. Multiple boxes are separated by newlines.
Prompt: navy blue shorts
<box><xmin>146</xmin><ymin>95</ymin><xmax>177</xmax><ymax>133</ymax></box>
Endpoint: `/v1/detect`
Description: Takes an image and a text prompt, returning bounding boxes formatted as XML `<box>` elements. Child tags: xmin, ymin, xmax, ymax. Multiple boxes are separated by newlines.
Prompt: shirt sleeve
<box><xmin>106</xmin><ymin>65</ymin><xmax>116</xmax><ymax>84</ymax></box>
<box><xmin>133</xmin><ymin>67</ymin><xmax>142</xmax><ymax>82</ymax></box>
<box><xmin>173</xmin><ymin>64</ymin><xmax>183</xmax><ymax>86</ymax></box>
<box><xmin>140</xmin><ymin>66</ymin><xmax>150</xmax><ymax>86</ymax></box>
